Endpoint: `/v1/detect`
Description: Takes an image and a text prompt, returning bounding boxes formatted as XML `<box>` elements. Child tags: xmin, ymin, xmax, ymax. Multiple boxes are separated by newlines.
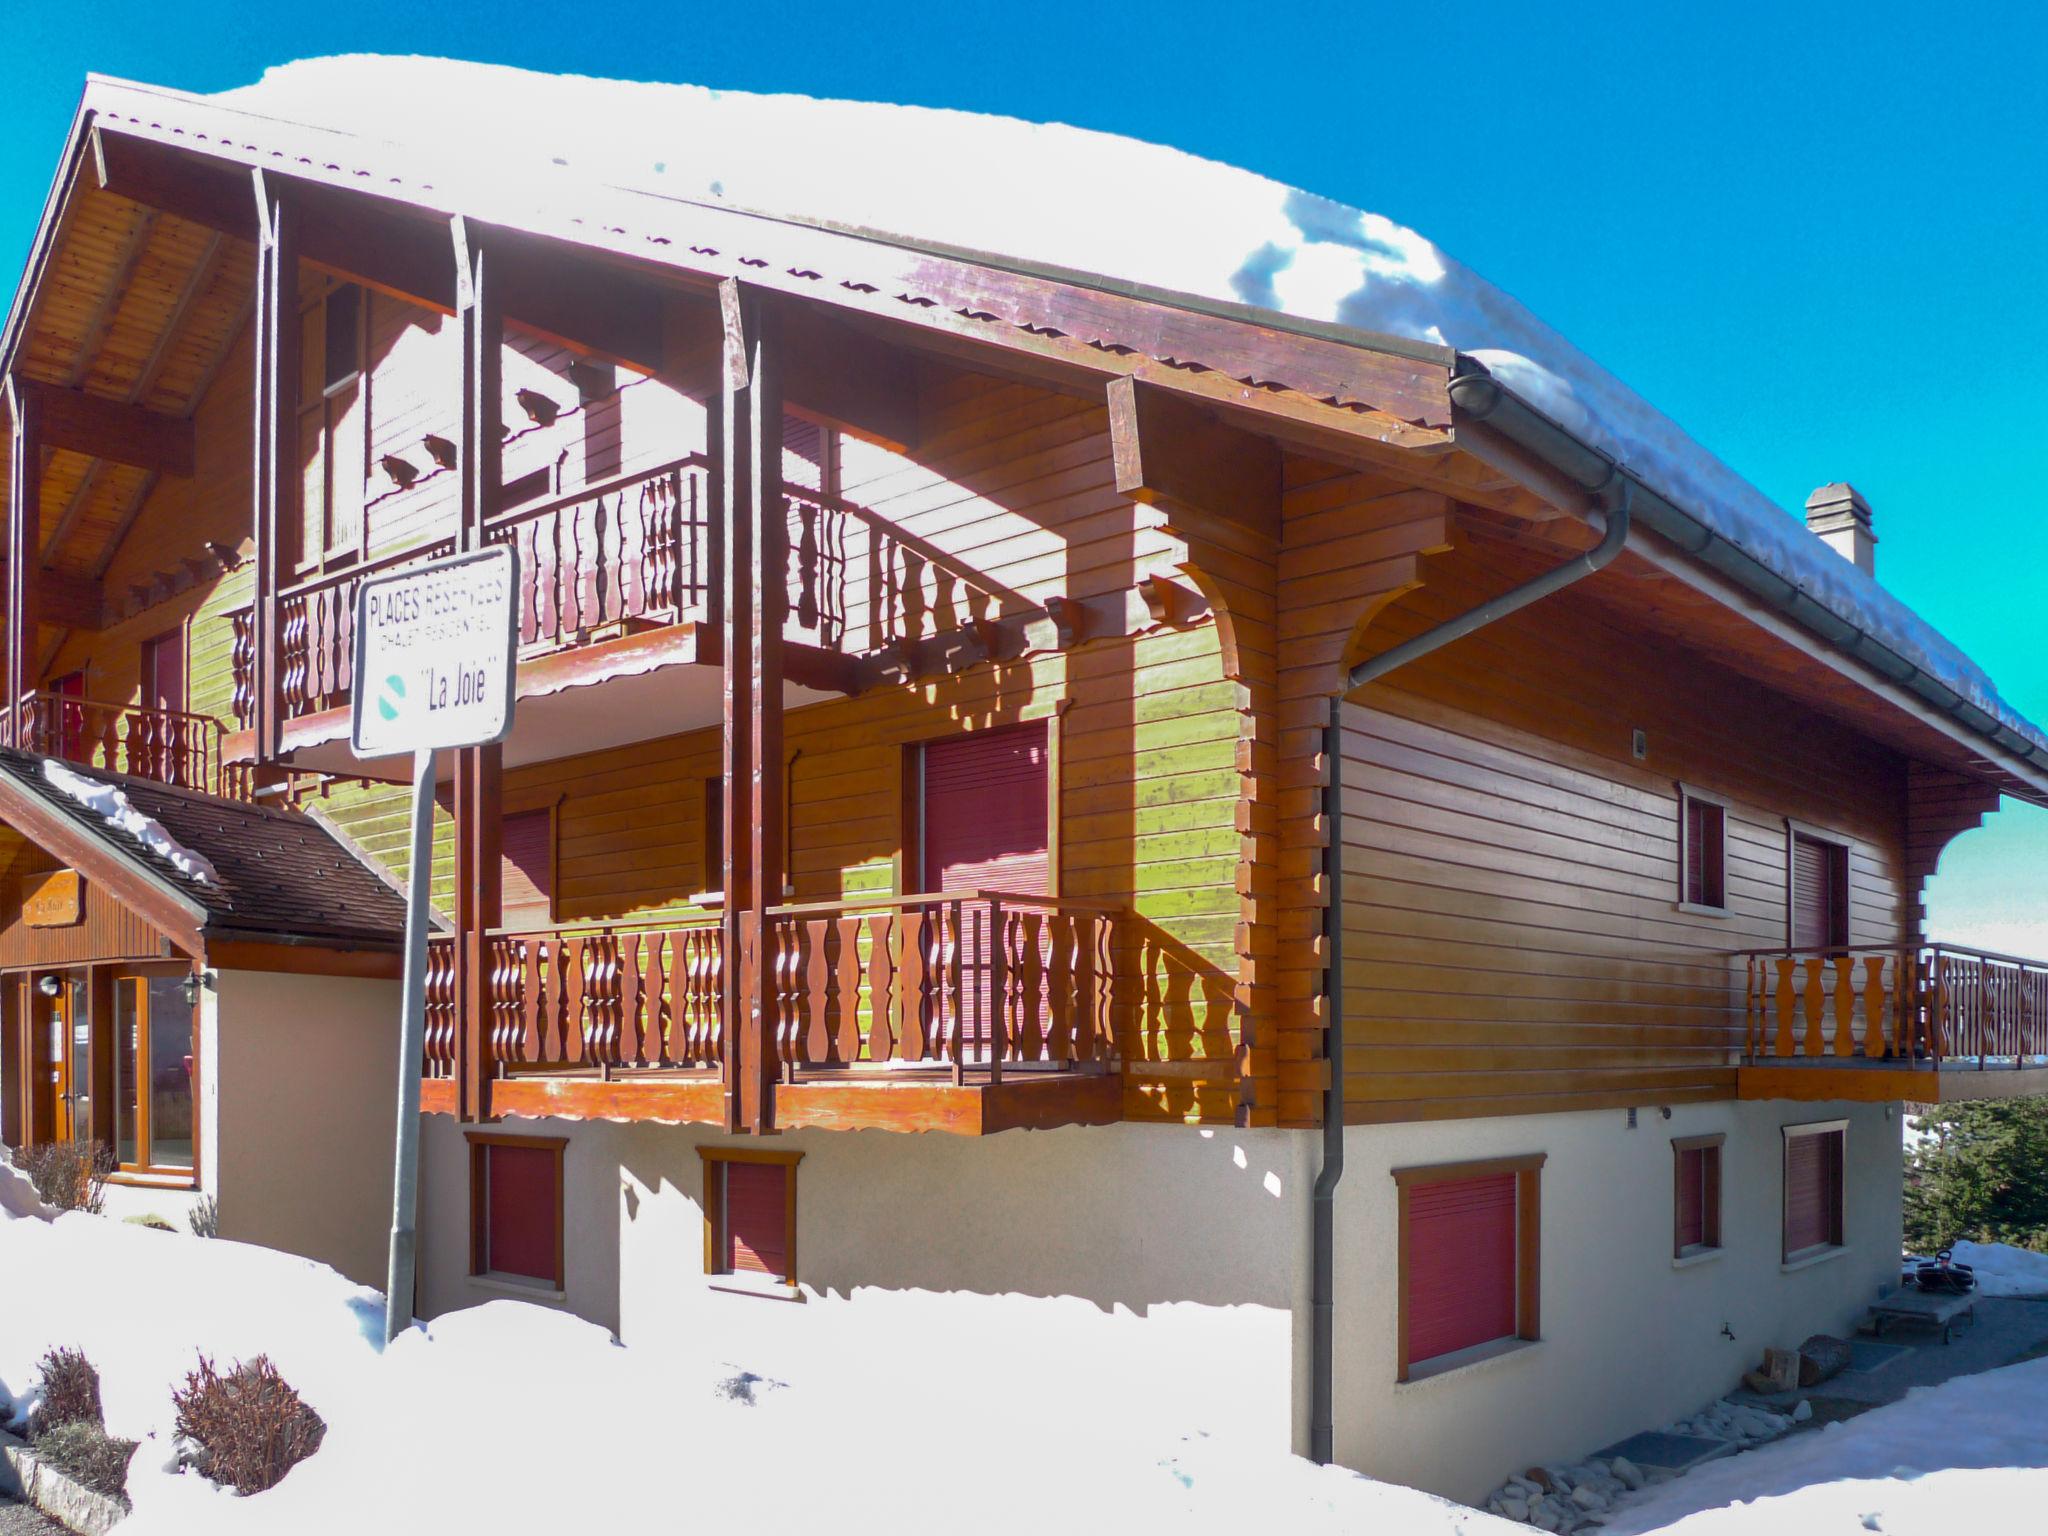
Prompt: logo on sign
<box><xmin>350</xmin><ymin>546</ymin><xmax>519</xmax><ymax>755</ymax></box>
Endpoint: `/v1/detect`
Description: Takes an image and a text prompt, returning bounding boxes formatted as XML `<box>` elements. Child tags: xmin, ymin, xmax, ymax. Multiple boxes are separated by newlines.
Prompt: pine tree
<box><xmin>1903</xmin><ymin>1099</ymin><xmax>2048</xmax><ymax>1253</ymax></box>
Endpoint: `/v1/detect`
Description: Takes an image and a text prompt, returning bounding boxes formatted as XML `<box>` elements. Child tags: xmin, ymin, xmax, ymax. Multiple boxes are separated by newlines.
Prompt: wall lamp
<box><xmin>181</xmin><ymin>970</ymin><xmax>218</xmax><ymax>1007</ymax></box>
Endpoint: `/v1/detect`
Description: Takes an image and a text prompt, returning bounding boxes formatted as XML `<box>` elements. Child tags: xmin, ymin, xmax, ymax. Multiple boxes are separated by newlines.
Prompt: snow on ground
<box><xmin>0</xmin><ymin>1207</ymin><xmax>1506</xmax><ymax>1535</ymax></box>
<box><xmin>1942</xmin><ymin>1240</ymin><xmax>2048</xmax><ymax>1297</ymax></box>
<box><xmin>1603</xmin><ymin>1356</ymin><xmax>2048</xmax><ymax>1535</ymax></box>
<box><xmin>197</xmin><ymin>55</ymin><xmax>2046</xmax><ymax>752</ymax></box>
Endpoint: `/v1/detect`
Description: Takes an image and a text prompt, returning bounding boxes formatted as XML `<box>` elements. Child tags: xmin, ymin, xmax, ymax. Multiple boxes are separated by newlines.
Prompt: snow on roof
<box><xmin>41</xmin><ymin>756</ymin><xmax>219</xmax><ymax>885</ymax></box>
<box><xmin>211</xmin><ymin>56</ymin><xmax>2044</xmax><ymax>756</ymax></box>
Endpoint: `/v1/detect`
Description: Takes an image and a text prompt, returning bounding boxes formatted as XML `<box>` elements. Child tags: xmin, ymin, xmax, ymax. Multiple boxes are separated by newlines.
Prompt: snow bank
<box><xmin>0</xmin><ymin>1206</ymin><xmax>1507</xmax><ymax>1535</ymax></box>
<box><xmin>1604</xmin><ymin>1356</ymin><xmax>2048</xmax><ymax>1535</ymax></box>
<box><xmin>205</xmin><ymin>55</ymin><xmax>2047</xmax><ymax>754</ymax></box>
<box><xmin>0</xmin><ymin>1148</ymin><xmax>56</xmax><ymax>1221</ymax></box>
<box><xmin>1945</xmin><ymin>1240</ymin><xmax>2048</xmax><ymax>1298</ymax></box>
<box><xmin>39</xmin><ymin>759</ymin><xmax>218</xmax><ymax>885</ymax></box>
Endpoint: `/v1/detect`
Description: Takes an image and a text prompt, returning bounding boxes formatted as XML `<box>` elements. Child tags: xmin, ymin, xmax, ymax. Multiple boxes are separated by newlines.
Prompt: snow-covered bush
<box><xmin>28</xmin><ymin>1346</ymin><xmax>104</xmax><ymax>1436</ymax></box>
<box><xmin>172</xmin><ymin>1354</ymin><xmax>326</xmax><ymax>1494</ymax></box>
<box><xmin>20</xmin><ymin>1141</ymin><xmax>112</xmax><ymax>1214</ymax></box>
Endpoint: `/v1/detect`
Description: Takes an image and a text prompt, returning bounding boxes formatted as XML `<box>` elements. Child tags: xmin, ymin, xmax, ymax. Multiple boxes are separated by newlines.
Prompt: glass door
<box><xmin>112</xmin><ymin>971</ymin><xmax>197</xmax><ymax>1174</ymax></box>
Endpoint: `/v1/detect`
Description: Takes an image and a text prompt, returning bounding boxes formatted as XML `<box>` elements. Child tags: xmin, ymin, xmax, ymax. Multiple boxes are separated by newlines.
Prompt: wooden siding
<box><xmin>0</xmin><ymin>837</ymin><xmax>170</xmax><ymax>968</ymax></box>
<box><xmin>1337</xmin><ymin>532</ymin><xmax>1911</xmax><ymax>1123</ymax></box>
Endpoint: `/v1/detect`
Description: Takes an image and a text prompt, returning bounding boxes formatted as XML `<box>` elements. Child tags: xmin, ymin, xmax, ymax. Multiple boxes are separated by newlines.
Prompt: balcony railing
<box><xmin>7</xmin><ymin>691</ymin><xmax>239</xmax><ymax>798</ymax></box>
<box><xmin>1742</xmin><ymin>942</ymin><xmax>2048</xmax><ymax>1069</ymax></box>
<box><xmin>232</xmin><ymin>456</ymin><xmax>1019</xmax><ymax>734</ymax></box>
<box><xmin>424</xmin><ymin>892</ymin><xmax>1122</xmax><ymax>1085</ymax></box>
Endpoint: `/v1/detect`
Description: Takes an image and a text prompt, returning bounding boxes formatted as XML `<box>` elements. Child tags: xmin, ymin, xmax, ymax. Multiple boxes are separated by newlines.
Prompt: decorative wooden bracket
<box><xmin>1107</xmin><ymin>375</ymin><xmax>1281</xmax><ymax>541</ymax></box>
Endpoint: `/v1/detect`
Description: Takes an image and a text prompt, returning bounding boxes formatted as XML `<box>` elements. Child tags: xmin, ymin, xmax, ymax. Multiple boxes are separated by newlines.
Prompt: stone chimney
<box><xmin>1805</xmin><ymin>482</ymin><xmax>1876</xmax><ymax>576</ymax></box>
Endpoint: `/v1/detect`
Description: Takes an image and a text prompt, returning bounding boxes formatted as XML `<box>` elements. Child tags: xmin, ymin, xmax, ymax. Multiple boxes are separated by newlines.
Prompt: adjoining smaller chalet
<box><xmin>0</xmin><ymin>747</ymin><xmax>404</xmax><ymax>1281</ymax></box>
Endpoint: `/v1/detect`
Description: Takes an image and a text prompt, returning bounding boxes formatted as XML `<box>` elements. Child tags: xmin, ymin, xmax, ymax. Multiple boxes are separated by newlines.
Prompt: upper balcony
<box><xmin>226</xmin><ymin>454</ymin><xmax>1035</xmax><ymax>777</ymax></box>
<box><xmin>5</xmin><ymin>689</ymin><xmax>247</xmax><ymax>800</ymax></box>
<box><xmin>417</xmin><ymin>889</ymin><xmax>1126</xmax><ymax>1134</ymax></box>
<box><xmin>1739</xmin><ymin>942</ymin><xmax>2048</xmax><ymax>1102</ymax></box>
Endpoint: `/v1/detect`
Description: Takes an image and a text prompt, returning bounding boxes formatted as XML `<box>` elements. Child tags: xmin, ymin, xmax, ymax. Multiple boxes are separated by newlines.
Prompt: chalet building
<box><xmin>4</xmin><ymin>59</ymin><xmax>2047</xmax><ymax>1501</ymax></box>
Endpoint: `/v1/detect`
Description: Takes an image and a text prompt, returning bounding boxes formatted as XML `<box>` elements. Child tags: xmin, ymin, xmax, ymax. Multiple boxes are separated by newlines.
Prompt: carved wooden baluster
<box><xmin>1021</xmin><ymin>911</ymin><xmax>1047</xmax><ymax>1062</ymax></box>
<box><xmin>803</xmin><ymin>918</ymin><xmax>832</xmax><ymax>1065</ymax></box>
<box><xmin>231</xmin><ymin>610</ymin><xmax>255</xmax><ymax>727</ymax></box>
<box><xmin>1801</xmin><ymin>956</ymin><xmax>1826</xmax><ymax>1057</ymax></box>
<box><xmin>1863</xmin><ymin>955</ymin><xmax>1889</xmax><ymax>1058</ymax></box>
<box><xmin>1771</xmin><ymin>956</ymin><xmax>1796</xmax><ymax>1056</ymax></box>
<box><xmin>560</xmin><ymin>937</ymin><xmax>587</xmax><ymax>1064</ymax></box>
<box><xmin>1045</xmin><ymin>914</ymin><xmax>1074</xmax><ymax>1063</ymax></box>
<box><xmin>1834</xmin><ymin>955</ymin><xmax>1857</xmax><ymax>1057</ymax></box>
<box><xmin>523</xmin><ymin>938</ymin><xmax>550</xmax><ymax>1063</ymax></box>
<box><xmin>834</xmin><ymin>915</ymin><xmax>863</xmax><ymax>1065</ymax></box>
<box><xmin>618</xmin><ymin>932</ymin><xmax>644</xmax><ymax>1065</ymax></box>
<box><xmin>867</xmin><ymin>913</ymin><xmax>896</xmax><ymax>1062</ymax></box>
<box><xmin>987</xmin><ymin>900</ymin><xmax>1008</xmax><ymax>1080</ymax></box>
<box><xmin>893</xmin><ymin>910</ymin><xmax>925</xmax><ymax>1060</ymax></box>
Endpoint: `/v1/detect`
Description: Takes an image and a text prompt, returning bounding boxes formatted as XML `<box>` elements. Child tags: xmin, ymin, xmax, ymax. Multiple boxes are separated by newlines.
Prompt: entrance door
<box><xmin>27</xmin><ymin>972</ymin><xmax>86</xmax><ymax>1144</ymax></box>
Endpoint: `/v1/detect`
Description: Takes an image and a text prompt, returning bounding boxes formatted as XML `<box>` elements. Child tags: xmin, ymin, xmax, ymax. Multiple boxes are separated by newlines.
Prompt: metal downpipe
<box><xmin>1306</xmin><ymin>486</ymin><xmax>1631</xmax><ymax>1465</ymax></box>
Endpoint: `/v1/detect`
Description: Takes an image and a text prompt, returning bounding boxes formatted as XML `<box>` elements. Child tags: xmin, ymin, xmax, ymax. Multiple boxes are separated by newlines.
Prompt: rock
<box><xmin>1572</xmin><ymin>1484</ymin><xmax>1606</xmax><ymax>1511</ymax></box>
<box><xmin>1793</xmin><ymin>1399</ymin><xmax>1814</xmax><ymax>1423</ymax></box>
<box><xmin>1509</xmin><ymin>1476</ymin><xmax>1544</xmax><ymax>1496</ymax></box>
<box><xmin>1525</xmin><ymin>1466</ymin><xmax>1555</xmax><ymax>1492</ymax></box>
<box><xmin>1501</xmin><ymin>1494</ymin><xmax>1531</xmax><ymax>1521</ymax></box>
<box><xmin>1610</xmin><ymin>1456</ymin><xmax>1645</xmax><ymax>1491</ymax></box>
<box><xmin>1530</xmin><ymin>1497</ymin><xmax>1562</xmax><ymax>1531</ymax></box>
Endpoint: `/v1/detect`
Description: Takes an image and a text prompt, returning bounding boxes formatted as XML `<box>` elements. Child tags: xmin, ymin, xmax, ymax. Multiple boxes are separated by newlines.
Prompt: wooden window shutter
<box><xmin>1407</xmin><ymin>1172</ymin><xmax>1518</xmax><ymax>1365</ymax></box>
<box><xmin>1784</xmin><ymin>1128</ymin><xmax>1843</xmax><ymax>1256</ymax></box>
<box><xmin>1791</xmin><ymin>834</ymin><xmax>1848</xmax><ymax>949</ymax></box>
<box><xmin>501</xmin><ymin>809</ymin><xmax>554</xmax><ymax>928</ymax></box>
<box><xmin>724</xmin><ymin>1161</ymin><xmax>790</xmax><ymax>1278</ymax></box>
<box><xmin>920</xmin><ymin>721</ymin><xmax>1050</xmax><ymax>896</ymax></box>
<box><xmin>481</xmin><ymin>1141</ymin><xmax>560</xmax><ymax>1284</ymax></box>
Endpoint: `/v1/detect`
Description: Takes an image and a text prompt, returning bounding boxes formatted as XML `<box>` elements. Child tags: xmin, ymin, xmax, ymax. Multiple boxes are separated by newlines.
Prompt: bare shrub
<box><xmin>20</xmin><ymin>1141</ymin><xmax>112</xmax><ymax>1214</ymax></box>
<box><xmin>28</xmin><ymin>1347</ymin><xmax>103</xmax><ymax>1436</ymax></box>
<box><xmin>172</xmin><ymin>1355</ymin><xmax>326</xmax><ymax>1495</ymax></box>
<box><xmin>32</xmin><ymin>1420</ymin><xmax>136</xmax><ymax>1502</ymax></box>
<box><xmin>188</xmin><ymin>1192</ymin><xmax>221</xmax><ymax>1239</ymax></box>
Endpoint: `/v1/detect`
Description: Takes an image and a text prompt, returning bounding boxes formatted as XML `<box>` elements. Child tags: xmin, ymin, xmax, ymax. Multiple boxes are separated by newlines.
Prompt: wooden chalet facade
<box><xmin>3</xmin><ymin>62</ymin><xmax>2046</xmax><ymax>1501</ymax></box>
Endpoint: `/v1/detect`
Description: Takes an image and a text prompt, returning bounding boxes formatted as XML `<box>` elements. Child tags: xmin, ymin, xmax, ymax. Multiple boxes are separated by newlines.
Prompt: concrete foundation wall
<box><xmin>210</xmin><ymin>970</ymin><xmax>402</xmax><ymax>1287</ymax></box>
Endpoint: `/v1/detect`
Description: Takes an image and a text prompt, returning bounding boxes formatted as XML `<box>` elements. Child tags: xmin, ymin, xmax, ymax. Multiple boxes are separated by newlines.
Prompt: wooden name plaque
<box><xmin>23</xmin><ymin>870</ymin><xmax>83</xmax><ymax>928</ymax></box>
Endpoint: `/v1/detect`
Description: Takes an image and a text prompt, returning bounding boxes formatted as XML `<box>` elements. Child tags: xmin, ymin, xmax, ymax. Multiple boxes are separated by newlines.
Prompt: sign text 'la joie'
<box><xmin>350</xmin><ymin>545</ymin><xmax>519</xmax><ymax>756</ymax></box>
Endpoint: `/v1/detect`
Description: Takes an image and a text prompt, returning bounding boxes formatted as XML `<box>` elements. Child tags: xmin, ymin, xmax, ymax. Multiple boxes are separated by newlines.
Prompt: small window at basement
<box><xmin>700</xmin><ymin>1148</ymin><xmax>802</xmax><ymax>1293</ymax></box>
<box><xmin>1393</xmin><ymin>1154</ymin><xmax>1543</xmax><ymax>1380</ymax></box>
<box><xmin>1783</xmin><ymin>1121</ymin><xmax>1847</xmax><ymax>1262</ymax></box>
<box><xmin>1673</xmin><ymin>1134</ymin><xmax>1724</xmax><ymax>1259</ymax></box>
<box><xmin>468</xmin><ymin>1133</ymin><xmax>565</xmax><ymax>1290</ymax></box>
<box><xmin>1678</xmin><ymin>785</ymin><xmax>1728</xmax><ymax>912</ymax></box>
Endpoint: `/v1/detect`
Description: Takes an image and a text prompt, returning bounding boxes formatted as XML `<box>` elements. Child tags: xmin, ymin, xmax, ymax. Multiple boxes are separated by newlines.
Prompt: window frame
<box><xmin>1671</xmin><ymin>1132</ymin><xmax>1725</xmax><ymax>1261</ymax></box>
<box><xmin>698</xmin><ymin>1146</ymin><xmax>804</xmax><ymax>1298</ymax></box>
<box><xmin>1675</xmin><ymin>782</ymin><xmax>1730</xmax><ymax>916</ymax></box>
<box><xmin>1781</xmin><ymin>1119</ymin><xmax>1848</xmax><ymax>1264</ymax></box>
<box><xmin>105</xmin><ymin>964</ymin><xmax>201</xmax><ymax>1183</ymax></box>
<box><xmin>1784</xmin><ymin>820</ymin><xmax>1852</xmax><ymax>951</ymax></box>
<box><xmin>1392</xmin><ymin>1152</ymin><xmax>1544</xmax><ymax>1382</ymax></box>
<box><xmin>466</xmin><ymin>1131</ymin><xmax>568</xmax><ymax>1291</ymax></box>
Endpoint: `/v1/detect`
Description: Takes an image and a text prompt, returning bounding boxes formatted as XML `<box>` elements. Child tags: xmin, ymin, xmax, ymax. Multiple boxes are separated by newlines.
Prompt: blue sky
<box><xmin>2</xmin><ymin>0</ymin><xmax>2044</xmax><ymax>940</ymax></box>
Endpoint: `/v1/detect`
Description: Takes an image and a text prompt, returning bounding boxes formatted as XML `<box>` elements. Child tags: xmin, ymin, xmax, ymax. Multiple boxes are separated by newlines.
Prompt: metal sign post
<box><xmin>351</xmin><ymin>544</ymin><xmax>518</xmax><ymax>1344</ymax></box>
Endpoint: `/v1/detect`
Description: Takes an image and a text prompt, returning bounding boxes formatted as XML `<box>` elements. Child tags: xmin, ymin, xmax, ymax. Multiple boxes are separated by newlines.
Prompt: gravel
<box><xmin>0</xmin><ymin>1494</ymin><xmax>64</xmax><ymax>1535</ymax></box>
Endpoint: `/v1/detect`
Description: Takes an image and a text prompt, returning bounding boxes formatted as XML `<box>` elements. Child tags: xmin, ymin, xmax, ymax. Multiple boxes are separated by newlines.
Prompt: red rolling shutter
<box><xmin>921</xmin><ymin>721</ymin><xmax>1049</xmax><ymax>895</ymax></box>
<box><xmin>1791</xmin><ymin>834</ymin><xmax>1847</xmax><ymax>950</ymax></box>
<box><xmin>484</xmin><ymin>1143</ymin><xmax>559</xmax><ymax>1283</ymax></box>
<box><xmin>1685</xmin><ymin>799</ymin><xmax>1724</xmax><ymax>907</ymax></box>
<box><xmin>724</xmin><ymin>1161</ymin><xmax>789</xmax><ymax>1278</ymax></box>
<box><xmin>1408</xmin><ymin>1173</ymin><xmax>1518</xmax><ymax>1365</ymax></box>
<box><xmin>1785</xmin><ymin>1129</ymin><xmax>1842</xmax><ymax>1255</ymax></box>
<box><xmin>501</xmin><ymin>810</ymin><xmax>553</xmax><ymax>928</ymax></box>
<box><xmin>1676</xmin><ymin>1146</ymin><xmax>1708</xmax><ymax>1250</ymax></box>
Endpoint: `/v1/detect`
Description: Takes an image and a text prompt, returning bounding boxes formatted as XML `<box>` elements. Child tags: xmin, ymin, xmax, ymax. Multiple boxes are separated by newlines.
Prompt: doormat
<box><xmin>1844</xmin><ymin>1339</ymin><xmax>1913</xmax><ymax>1374</ymax></box>
<box><xmin>1592</xmin><ymin>1431</ymin><xmax>1733</xmax><ymax>1474</ymax></box>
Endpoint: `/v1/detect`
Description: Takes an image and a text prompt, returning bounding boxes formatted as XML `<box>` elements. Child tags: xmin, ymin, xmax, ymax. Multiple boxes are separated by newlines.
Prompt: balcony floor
<box><xmin>1740</xmin><ymin>1057</ymin><xmax>2048</xmax><ymax>1103</ymax></box>
<box><xmin>420</xmin><ymin>1066</ymin><xmax>1123</xmax><ymax>1134</ymax></box>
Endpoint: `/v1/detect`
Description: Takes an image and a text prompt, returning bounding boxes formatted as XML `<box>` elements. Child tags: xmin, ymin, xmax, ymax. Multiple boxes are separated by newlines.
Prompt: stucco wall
<box><xmin>1334</xmin><ymin>1099</ymin><xmax>1902</xmax><ymax>1500</ymax></box>
<box><xmin>414</xmin><ymin>1096</ymin><xmax>1900</xmax><ymax>1501</ymax></box>
<box><xmin>418</xmin><ymin>1116</ymin><xmax>1314</xmax><ymax>1453</ymax></box>
<box><xmin>210</xmin><ymin>970</ymin><xmax>402</xmax><ymax>1287</ymax></box>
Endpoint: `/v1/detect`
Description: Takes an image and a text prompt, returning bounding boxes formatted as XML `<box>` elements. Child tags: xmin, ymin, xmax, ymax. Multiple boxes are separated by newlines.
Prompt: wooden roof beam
<box><xmin>1108</xmin><ymin>375</ymin><xmax>1280</xmax><ymax>541</ymax></box>
<box><xmin>17</xmin><ymin>379</ymin><xmax>192</xmax><ymax>476</ymax></box>
<box><xmin>0</xmin><ymin>559</ymin><xmax>103</xmax><ymax>628</ymax></box>
<box><xmin>781</xmin><ymin>299</ymin><xmax>921</xmax><ymax>453</ymax></box>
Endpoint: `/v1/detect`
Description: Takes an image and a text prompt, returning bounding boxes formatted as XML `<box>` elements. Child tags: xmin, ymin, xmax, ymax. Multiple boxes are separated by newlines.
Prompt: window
<box><xmin>1394</xmin><ymin>1154</ymin><xmax>1543</xmax><ymax>1380</ymax></box>
<box><xmin>296</xmin><ymin>282</ymin><xmax>369</xmax><ymax>568</ymax></box>
<box><xmin>782</xmin><ymin>414</ymin><xmax>838</xmax><ymax>498</ymax></box>
<box><xmin>699</xmin><ymin>1147</ymin><xmax>802</xmax><ymax>1293</ymax></box>
<box><xmin>468</xmin><ymin>1133</ymin><xmax>566</xmax><ymax>1289</ymax></box>
<box><xmin>1783</xmin><ymin>1121</ymin><xmax>1846</xmax><ymax>1262</ymax></box>
<box><xmin>1789</xmin><ymin>830</ymin><xmax>1850</xmax><ymax>950</ymax></box>
<box><xmin>1673</xmin><ymin>1133</ymin><xmax>1724</xmax><ymax>1259</ymax></box>
<box><xmin>500</xmin><ymin>808</ymin><xmax>555</xmax><ymax>929</ymax></box>
<box><xmin>1677</xmin><ymin>785</ymin><xmax>1727</xmax><ymax>912</ymax></box>
<box><xmin>112</xmin><ymin>972</ymin><xmax>198</xmax><ymax>1175</ymax></box>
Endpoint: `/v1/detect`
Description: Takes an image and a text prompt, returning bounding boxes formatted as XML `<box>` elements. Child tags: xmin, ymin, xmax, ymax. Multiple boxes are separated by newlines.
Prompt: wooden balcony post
<box><xmin>452</xmin><ymin>216</ymin><xmax>505</xmax><ymax>1124</ymax></box>
<box><xmin>718</xmin><ymin>279</ymin><xmax>785</xmax><ymax>1133</ymax></box>
<box><xmin>249</xmin><ymin>171</ymin><xmax>299</xmax><ymax>763</ymax></box>
<box><xmin>3</xmin><ymin>374</ymin><xmax>40</xmax><ymax>742</ymax></box>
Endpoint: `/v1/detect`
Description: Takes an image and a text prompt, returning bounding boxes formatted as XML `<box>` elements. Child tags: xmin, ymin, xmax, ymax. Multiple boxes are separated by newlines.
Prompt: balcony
<box><xmin>1739</xmin><ymin>942</ymin><xmax>2048</xmax><ymax>1102</ymax></box>
<box><xmin>6</xmin><ymin>690</ymin><xmax>244</xmax><ymax>799</ymax></box>
<box><xmin>229</xmin><ymin>455</ymin><xmax>1015</xmax><ymax>775</ymax></box>
<box><xmin>419</xmin><ymin>892</ymin><xmax>1126</xmax><ymax>1134</ymax></box>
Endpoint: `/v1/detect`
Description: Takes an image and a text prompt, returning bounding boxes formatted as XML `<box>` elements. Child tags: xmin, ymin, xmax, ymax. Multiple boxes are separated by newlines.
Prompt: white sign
<box><xmin>351</xmin><ymin>545</ymin><xmax>519</xmax><ymax>755</ymax></box>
